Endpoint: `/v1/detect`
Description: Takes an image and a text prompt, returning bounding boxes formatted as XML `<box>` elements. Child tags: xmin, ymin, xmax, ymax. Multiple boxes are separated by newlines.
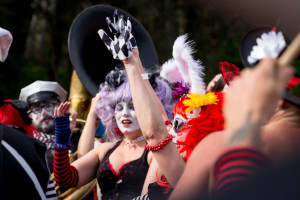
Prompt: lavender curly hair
<box><xmin>95</xmin><ymin>69</ymin><xmax>173</xmax><ymax>142</ymax></box>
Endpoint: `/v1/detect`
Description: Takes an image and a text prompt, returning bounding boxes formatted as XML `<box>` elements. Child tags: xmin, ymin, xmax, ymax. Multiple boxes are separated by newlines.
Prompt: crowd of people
<box><xmin>1</xmin><ymin>3</ymin><xmax>299</xmax><ymax>200</ymax></box>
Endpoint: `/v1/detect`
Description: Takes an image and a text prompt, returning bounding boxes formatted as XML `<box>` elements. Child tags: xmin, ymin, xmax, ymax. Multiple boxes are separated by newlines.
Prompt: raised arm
<box><xmin>123</xmin><ymin>50</ymin><xmax>185</xmax><ymax>186</ymax></box>
<box><xmin>77</xmin><ymin>93</ymin><xmax>101</xmax><ymax>158</ymax></box>
<box><xmin>135</xmin><ymin>63</ymin><xmax>169</xmax><ymax>121</ymax></box>
<box><xmin>53</xmin><ymin>102</ymin><xmax>110</xmax><ymax>188</ymax></box>
<box><xmin>170</xmin><ymin>58</ymin><xmax>294</xmax><ymax>199</ymax></box>
<box><xmin>98</xmin><ymin>10</ymin><xmax>185</xmax><ymax>186</ymax></box>
<box><xmin>224</xmin><ymin>58</ymin><xmax>293</xmax><ymax>148</ymax></box>
<box><xmin>213</xmin><ymin>58</ymin><xmax>293</xmax><ymax>196</ymax></box>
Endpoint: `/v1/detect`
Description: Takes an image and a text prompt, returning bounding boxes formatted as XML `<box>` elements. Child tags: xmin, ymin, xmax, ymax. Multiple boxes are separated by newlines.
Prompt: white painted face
<box><xmin>170</xmin><ymin>107</ymin><xmax>201</xmax><ymax>144</ymax></box>
<box><xmin>30</xmin><ymin>100</ymin><xmax>58</xmax><ymax>134</ymax></box>
<box><xmin>169</xmin><ymin>114</ymin><xmax>188</xmax><ymax>143</ymax></box>
<box><xmin>115</xmin><ymin>101</ymin><xmax>140</xmax><ymax>134</ymax></box>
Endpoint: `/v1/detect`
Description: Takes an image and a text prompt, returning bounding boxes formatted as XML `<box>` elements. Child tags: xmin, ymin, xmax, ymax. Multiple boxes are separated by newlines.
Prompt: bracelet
<box><xmin>141</xmin><ymin>73</ymin><xmax>149</xmax><ymax>80</ymax></box>
<box><xmin>146</xmin><ymin>135</ymin><xmax>174</xmax><ymax>151</ymax></box>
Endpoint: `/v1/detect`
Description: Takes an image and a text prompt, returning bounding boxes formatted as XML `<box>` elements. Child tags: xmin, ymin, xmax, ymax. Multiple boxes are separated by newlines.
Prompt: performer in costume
<box><xmin>160</xmin><ymin>34</ymin><xmax>225</xmax><ymax>160</ymax></box>
<box><xmin>19</xmin><ymin>80</ymin><xmax>68</xmax><ymax>150</ymax></box>
<box><xmin>98</xmin><ymin>12</ymin><xmax>225</xmax><ymax>198</ymax></box>
<box><xmin>0</xmin><ymin>99</ymin><xmax>39</xmax><ymax>137</ymax></box>
<box><xmin>131</xmin><ymin>35</ymin><xmax>228</xmax><ymax>199</ymax></box>
<box><xmin>53</xmin><ymin>8</ymin><xmax>174</xmax><ymax>200</ymax></box>
<box><xmin>0</xmin><ymin>26</ymin><xmax>57</xmax><ymax>200</ymax></box>
<box><xmin>53</xmin><ymin>70</ymin><xmax>173</xmax><ymax>199</ymax></box>
<box><xmin>169</xmin><ymin>16</ymin><xmax>300</xmax><ymax>199</ymax></box>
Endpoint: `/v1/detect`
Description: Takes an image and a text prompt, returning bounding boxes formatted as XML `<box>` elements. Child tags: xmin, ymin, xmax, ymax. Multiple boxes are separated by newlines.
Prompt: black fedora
<box><xmin>68</xmin><ymin>5</ymin><xmax>158</xmax><ymax>96</ymax></box>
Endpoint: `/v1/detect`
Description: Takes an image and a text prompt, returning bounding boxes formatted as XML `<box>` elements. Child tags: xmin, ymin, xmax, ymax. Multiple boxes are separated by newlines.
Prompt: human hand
<box><xmin>98</xmin><ymin>10</ymin><xmax>137</xmax><ymax>60</ymax></box>
<box><xmin>224</xmin><ymin>58</ymin><xmax>294</xmax><ymax>147</ymax></box>
<box><xmin>54</xmin><ymin>102</ymin><xmax>71</xmax><ymax>118</ymax></box>
<box><xmin>88</xmin><ymin>93</ymin><xmax>101</xmax><ymax>118</ymax></box>
<box><xmin>206</xmin><ymin>73</ymin><xmax>223</xmax><ymax>92</ymax></box>
<box><xmin>54</xmin><ymin>102</ymin><xmax>72</xmax><ymax>147</ymax></box>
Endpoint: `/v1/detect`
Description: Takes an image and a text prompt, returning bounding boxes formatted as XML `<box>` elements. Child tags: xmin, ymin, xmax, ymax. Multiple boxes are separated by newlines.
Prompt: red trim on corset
<box><xmin>108</xmin><ymin>142</ymin><xmax>147</xmax><ymax>178</ymax></box>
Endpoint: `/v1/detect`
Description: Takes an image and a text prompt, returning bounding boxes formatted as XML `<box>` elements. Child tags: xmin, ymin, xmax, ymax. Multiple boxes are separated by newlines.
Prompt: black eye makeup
<box><xmin>128</xmin><ymin>103</ymin><xmax>135</xmax><ymax>110</ymax></box>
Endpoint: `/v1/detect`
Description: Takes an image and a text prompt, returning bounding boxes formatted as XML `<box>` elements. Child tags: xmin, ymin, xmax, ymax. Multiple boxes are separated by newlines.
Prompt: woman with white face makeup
<box><xmin>114</xmin><ymin>101</ymin><xmax>139</xmax><ymax>134</ymax></box>
<box><xmin>52</xmin><ymin>64</ymin><xmax>173</xmax><ymax>200</ymax></box>
<box><xmin>123</xmin><ymin>34</ymin><xmax>225</xmax><ymax>199</ymax></box>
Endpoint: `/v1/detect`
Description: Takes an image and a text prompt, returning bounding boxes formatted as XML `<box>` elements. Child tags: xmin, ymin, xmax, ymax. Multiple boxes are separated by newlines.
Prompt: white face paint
<box><xmin>170</xmin><ymin>107</ymin><xmax>202</xmax><ymax>144</ymax></box>
<box><xmin>30</xmin><ymin>100</ymin><xmax>58</xmax><ymax>134</ymax></box>
<box><xmin>170</xmin><ymin>114</ymin><xmax>188</xmax><ymax>143</ymax></box>
<box><xmin>186</xmin><ymin>107</ymin><xmax>201</xmax><ymax>119</ymax></box>
<box><xmin>114</xmin><ymin>101</ymin><xmax>140</xmax><ymax>134</ymax></box>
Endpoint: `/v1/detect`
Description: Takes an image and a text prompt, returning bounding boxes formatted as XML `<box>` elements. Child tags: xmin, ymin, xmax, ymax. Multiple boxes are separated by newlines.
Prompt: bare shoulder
<box><xmin>171</xmin><ymin>131</ymin><xmax>226</xmax><ymax>199</ymax></box>
<box><xmin>192</xmin><ymin>131</ymin><xmax>225</xmax><ymax>159</ymax></box>
<box><xmin>262</xmin><ymin>123</ymin><xmax>300</xmax><ymax>163</ymax></box>
<box><xmin>95</xmin><ymin>141</ymin><xmax>116</xmax><ymax>161</ymax></box>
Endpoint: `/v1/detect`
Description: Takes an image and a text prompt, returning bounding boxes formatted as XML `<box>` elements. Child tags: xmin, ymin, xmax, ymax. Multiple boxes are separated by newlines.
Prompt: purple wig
<box><xmin>96</xmin><ymin>72</ymin><xmax>173</xmax><ymax>142</ymax></box>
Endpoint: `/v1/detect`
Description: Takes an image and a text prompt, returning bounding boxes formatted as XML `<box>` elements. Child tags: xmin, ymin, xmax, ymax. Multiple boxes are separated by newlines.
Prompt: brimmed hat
<box><xmin>239</xmin><ymin>0</ymin><xmax>300</xmax><ymax>107</ymax></box>
<box><xmin>239</xmin><ymin>26</ymin><xmax>281</xmax><ymax>68</ymax></box>
<box><xmin>239</xmin><ymin>27</ymin><xmax>300</xmax><ymax>107</ymax></box>
<box><xmin>68</xmin><ymin>5</ymin><xmax>158</xmax><ymax>96</ymax></box>
<box><xmin>19</xmin><ymin>81</ymin><xmax>67</xmax><ymax>105</ymax></box>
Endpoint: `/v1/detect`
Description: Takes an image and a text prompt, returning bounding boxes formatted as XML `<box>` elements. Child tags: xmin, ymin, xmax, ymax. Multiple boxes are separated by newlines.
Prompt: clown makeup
<box><xmin>115</xmin><ymin>101</ymin><xmax>140</xmax><ymax>134</ymax></box>
<box><xmin>186</xmin><ymin>107</ymin><xmax>201</xmax><ymax>119</ymax></box>
<box><xmin>30</xmin><ymin>100</ymin><xmax>58</xmax><ymax>134</ymax></box>
<box><xmin>169</xmin><ymin>114</ymin><xmax>188</xmax><ymax>143</ymax></box>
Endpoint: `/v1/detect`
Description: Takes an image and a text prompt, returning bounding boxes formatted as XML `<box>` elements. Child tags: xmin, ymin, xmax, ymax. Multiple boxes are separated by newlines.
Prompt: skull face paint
<box><xmin>170</xmin><ymin>100</ymin><xmax>202</xmax><ymax>144</ymax></box>
<box><xmin>169</xmin><ymin>114</ymin><xmax>188</xmax><ymax>143</ymax></box>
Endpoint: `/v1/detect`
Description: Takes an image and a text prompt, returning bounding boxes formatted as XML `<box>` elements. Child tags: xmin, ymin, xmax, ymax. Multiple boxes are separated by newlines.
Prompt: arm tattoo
<box><xmin>229</xmin><ymin>112</ymin><xmax>263</xmax><ymax>148</ymax></box>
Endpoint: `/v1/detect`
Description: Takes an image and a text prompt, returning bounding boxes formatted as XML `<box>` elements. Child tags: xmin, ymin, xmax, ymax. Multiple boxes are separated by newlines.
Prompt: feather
<box><xmin>160</xmin><ymin>58</ymin><xmax>183</xmax><ymax>83</ymax></box>
<box><xmin>172</xmin><ymin>82</ymin><xmax>190</xmax><ymax>101</ymax></box>
<box><xmin>160</xmin><ymin>34</ymin><xmax>206</xmax><ymax>95</ymax></box>
<box><xmin>247</xmin><ymin>31</ymin><xmax>286</xmax><ymax>65</ymax></box>
<box><xmin>173</xmin><ymin>34</ymin><xmax>206</xmax><ymax>95</ymax></box>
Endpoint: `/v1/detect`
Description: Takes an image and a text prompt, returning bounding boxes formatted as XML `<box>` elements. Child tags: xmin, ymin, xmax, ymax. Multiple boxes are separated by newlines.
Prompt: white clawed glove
<box><xmin>98</xmin><ymin>10</ymin><xmax>137</xmax><ymax>61</ymax></box>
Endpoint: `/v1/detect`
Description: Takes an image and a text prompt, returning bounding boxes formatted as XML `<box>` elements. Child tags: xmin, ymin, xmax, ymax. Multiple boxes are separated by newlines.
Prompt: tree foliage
<box><xmin>0</xmin><ymin>0</ymin><xmax>295</xmax><ymax>99</ymax></box>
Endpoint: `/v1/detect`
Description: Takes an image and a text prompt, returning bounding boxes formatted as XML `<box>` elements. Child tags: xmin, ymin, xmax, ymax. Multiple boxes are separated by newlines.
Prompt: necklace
<box><xmin>123</xmin><ymin>135</ymin><xmax>145</xmax><ymax>147</ymax></box>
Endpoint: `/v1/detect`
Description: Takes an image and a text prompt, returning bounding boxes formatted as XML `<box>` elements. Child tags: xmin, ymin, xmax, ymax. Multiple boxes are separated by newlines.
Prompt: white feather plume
<box><xmin>160</xmin><ymin>34</ymin><xmax>206</xmax><ymax>95</ymax></box>
<box><xmin>160</xmin><ymin>58</ymin><xmax>183</xmax><ymax>83</ymax></box>
<box><xmin>247</xmin><ymin>31</ymin><xmax>286</xmax><ymax>65</ymax></box>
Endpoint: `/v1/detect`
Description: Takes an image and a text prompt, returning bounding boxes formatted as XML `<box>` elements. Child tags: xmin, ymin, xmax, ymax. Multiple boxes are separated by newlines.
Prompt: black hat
<box><xmin>239</xmin><ymin>1</ymin><xmax>300</xmax><ymax>107</ymax></box>
<box><xmin>239</xmin><ymin>26</ymin><xmax>284</xmax><ymax>68</ymax></box>
<box><xmin>240</xmin><ymin>1</ymin><xmax>300</xmax><ymax>68</ymax></box>
<box><xmin>68</xmin><ymin>5</ymin><xmax>159</xmax><ymax>96</ymax></box>
<box><xmin>239</xmin><ymin>27</ymin><xmax>300</xmax><ymax>107</ymax></box>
